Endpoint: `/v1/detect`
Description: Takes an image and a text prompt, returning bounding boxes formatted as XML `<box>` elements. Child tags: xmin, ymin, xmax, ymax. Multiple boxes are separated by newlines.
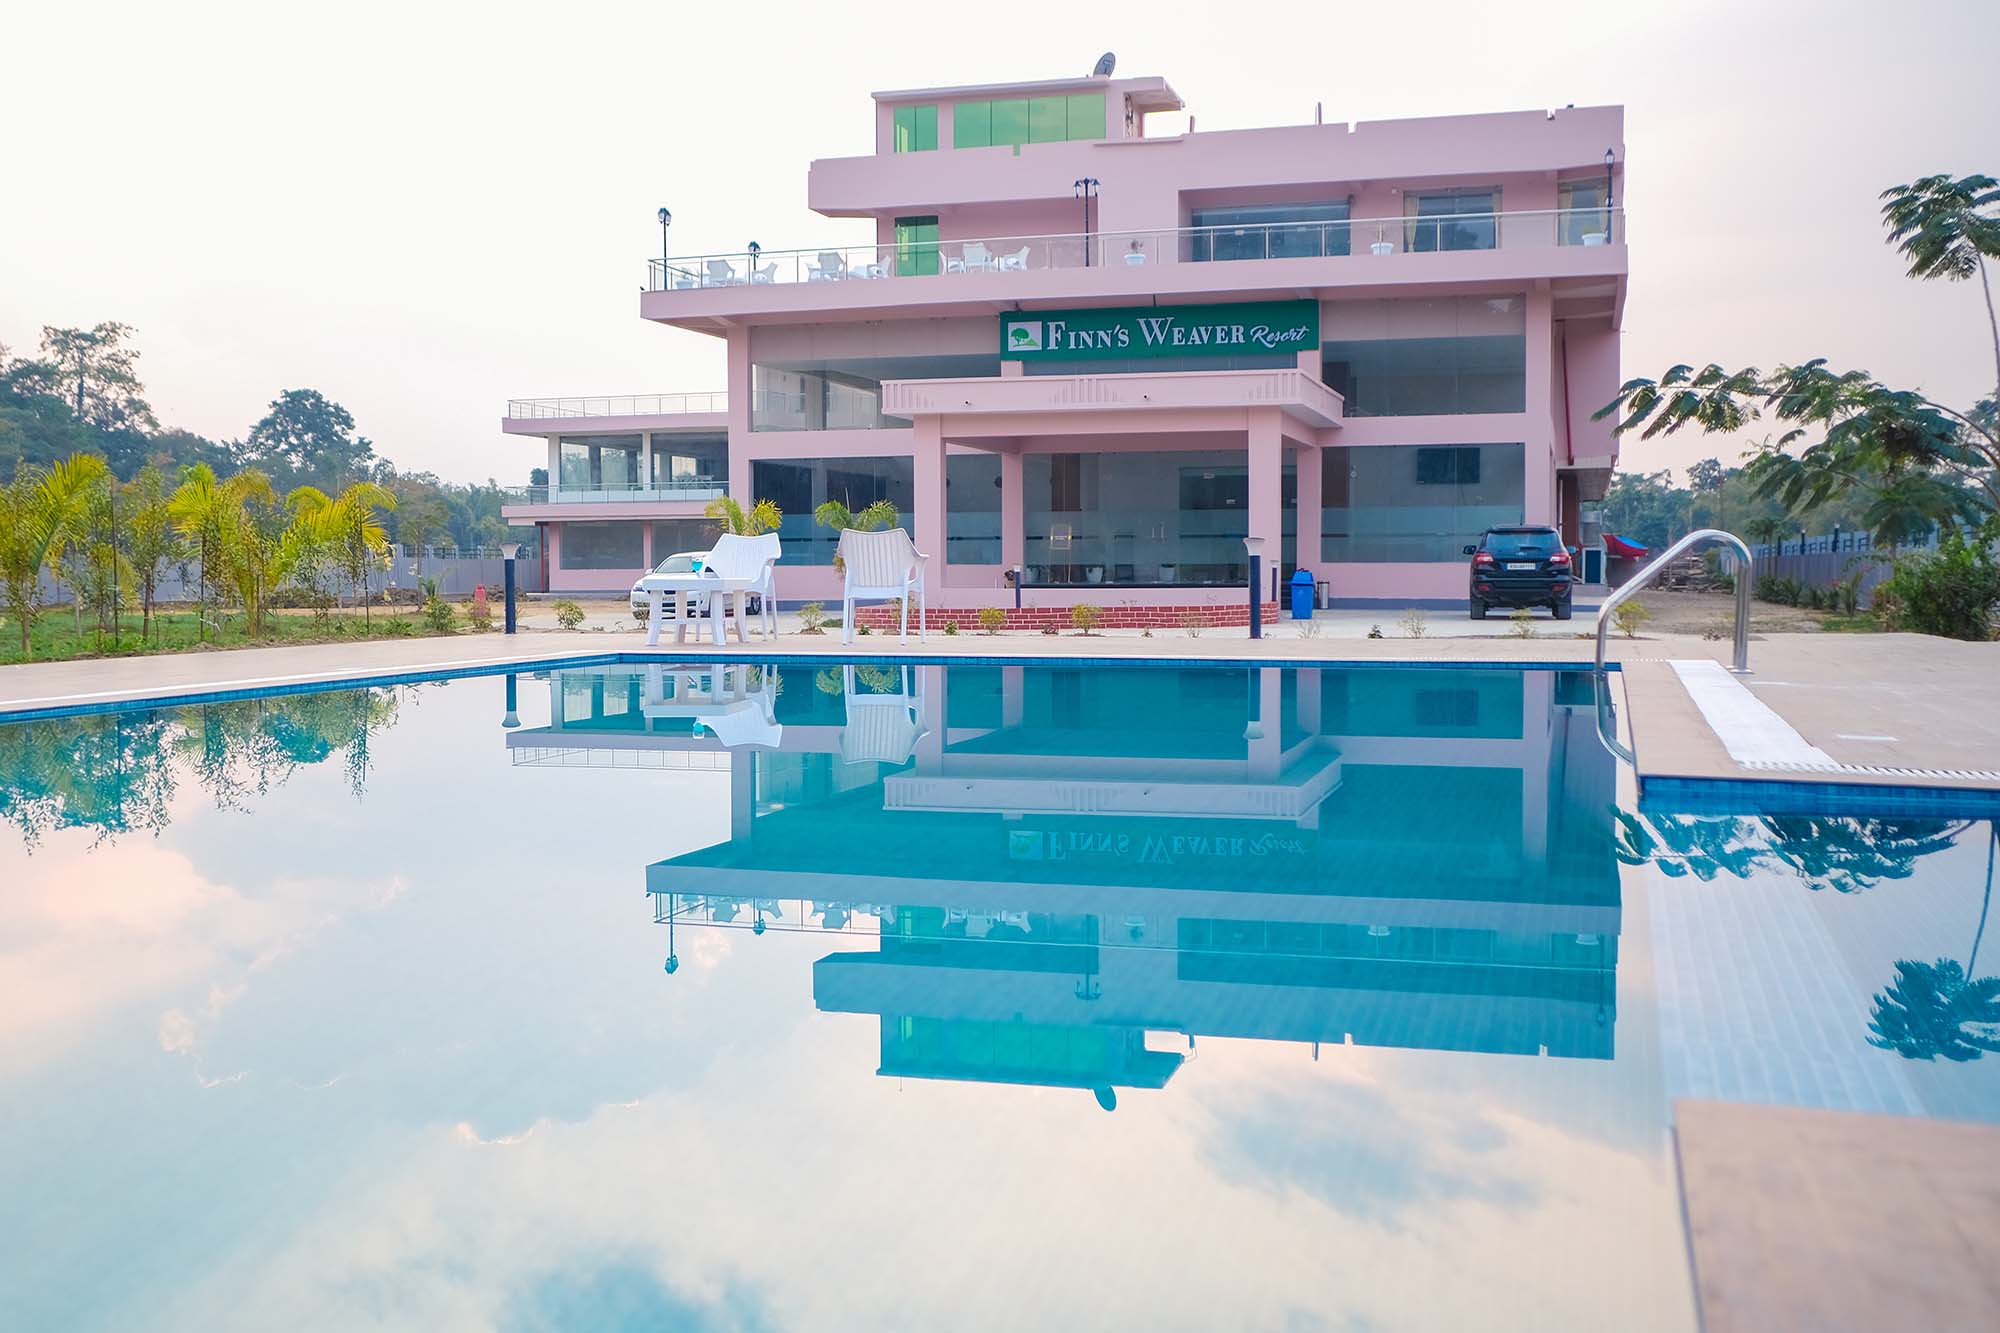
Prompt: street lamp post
<box><xmin>1073</xmin><ymin>178</ymin><xmax>1099</xmax><ymax>265</ymax></box>
<box><xmin>748</xmin><ymin>240</ymin><xmax>761</xmax><ymax>282</ymax></box>
<box><xmin>1243</xmin><ymin>536</ymin><xmax>1267</xmax><ymax>639</ymax></box>
<box><xmin>1603</xmin><ymin>149</ymin><xmax>1615</xmax><ymax>235</ymax></box>
<box><xmin>501</xmin><ymin>541</ymin><xmax>521</xmax><ymax>634</ymax></box>
<box><xmin>657</xmin><ymin>207</ymin><xmax>671</xmax><ymax>286</ymax></box>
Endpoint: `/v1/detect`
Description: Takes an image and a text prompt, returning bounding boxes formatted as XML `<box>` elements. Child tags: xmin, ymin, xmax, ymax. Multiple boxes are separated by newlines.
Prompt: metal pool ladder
<box><xmin>1592</xmin><ymin>528</ymin><xmax>1754</xmax><ymax>764</ymax></box>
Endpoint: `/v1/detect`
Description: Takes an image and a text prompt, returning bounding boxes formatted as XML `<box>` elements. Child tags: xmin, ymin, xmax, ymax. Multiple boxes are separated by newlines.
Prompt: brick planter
<box><xmin>850</xmin><ymin>603</ymin><xmax>1283</xmax><ymax>633</ymax></box>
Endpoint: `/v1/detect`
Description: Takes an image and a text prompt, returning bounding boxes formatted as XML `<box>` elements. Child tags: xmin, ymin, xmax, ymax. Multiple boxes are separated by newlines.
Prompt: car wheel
<box><xmin>1552</xmin><ymin>600</ymin><xmax>1572</xmax><ymax>621</ymax></box>
<box><xmin>1469</xmin><ymin>599</ymin><xmax>1487</xmax><ymax>620</ymax></box>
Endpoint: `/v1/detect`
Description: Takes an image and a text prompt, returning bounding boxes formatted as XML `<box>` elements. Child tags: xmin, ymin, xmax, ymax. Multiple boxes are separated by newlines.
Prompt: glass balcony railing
<box><xmin>646</xmin><ymin>208</ymin><xmax>1625</xmax><ymax>290</ymax></box>
<box><xmin>505</xmin><ymin>393</ymin><xmax>727</xmax><ymax>418</ymax></box>
<box><xmin>500</xmin><ymin>479</ymin><xmax>728</xmax><ymax>506</ymax></box>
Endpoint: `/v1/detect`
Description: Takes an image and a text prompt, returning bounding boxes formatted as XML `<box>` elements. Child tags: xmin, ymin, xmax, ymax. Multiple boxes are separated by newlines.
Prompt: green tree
<box><xmin>242</xmin><ymin>389</ymin><xmax>376</xmax><ymax>487</ymax></box>
<box><xmin>168</xmin><ymin>463</ymin><xmax>272</xmax><ymax>642</ymax></box>
<box><xmin>122</xmin><ymin>464</ymin><xmax>182</xmax><ymax>641</ymax></box>
<box><xmin>1879</xmin><ymin>173</ymin><xmax>2000</xmax><ymax>399</ymax></box>
<box><xmin>302</xmin><ymin>481</ymin><xmax>397</xmax><ymax>624</ymax></box>
<box><xmin>0</xmin><ymin>454</ymin><xmax>111</xmax><ymax>656</ymax></box>
<box><xmin>1686</xmin><ymin>457</ymin><xmax>1725</xmax><ymax>494</ymax></box>
<box><xmin>6</xmin><ymin>323</ymin><xmax>157</xmax><ymax>435</ymax></box>
<box><xmin>704</xmin><ymin>495</ymin><xmax>782</xmax><ymax>536</ymax></box>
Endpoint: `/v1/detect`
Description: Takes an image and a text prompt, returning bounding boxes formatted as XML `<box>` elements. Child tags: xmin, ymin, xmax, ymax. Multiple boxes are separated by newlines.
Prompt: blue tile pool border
<box><xmin>1638</xmin><ymin>774</ymin><xmax>2000</xmax><ymax>819</ymax></box>
<box><xmin>0</xmin><ymin>651</ymin><xmax>1612</xmax><ymax>724</ymax></box>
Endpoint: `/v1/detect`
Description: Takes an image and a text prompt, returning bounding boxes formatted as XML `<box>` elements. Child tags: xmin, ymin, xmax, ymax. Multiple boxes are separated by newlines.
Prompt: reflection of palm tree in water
<box><xmin>1869</xmin><ymin>823</ymin><xmax>2000</xmax><ymax>1062</ymax></box>
<box><xmin>1615</xmin><ymin>809</ymin><xmax>1970</xmax><ymax>893</ymax></box>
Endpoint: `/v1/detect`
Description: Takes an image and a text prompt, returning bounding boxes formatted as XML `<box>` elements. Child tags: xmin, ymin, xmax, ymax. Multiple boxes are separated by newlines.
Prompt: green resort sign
<box><xmin>1000</xmin><ymin>300</ymin><xmax>1319</xmax><ymax>362</ymax></box>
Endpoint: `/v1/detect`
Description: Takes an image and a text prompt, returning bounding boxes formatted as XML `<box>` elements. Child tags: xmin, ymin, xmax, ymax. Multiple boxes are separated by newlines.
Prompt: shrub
<box><xmin>382</xmin><ymin>616</ymin><xmax>417</xmax><ymax>638</ymax></box>
<box><xmin>1180</xmin><ymin>614</ymin><xmax>1202</xmax><ymax>638</ymax></box>
<box><xmin>1612</xmin><ymin>599</ymin><xmax>1651</xmax><ymax>638</ymax></box>
<box><xmin>1398</xmin><ymin>607</ymin><xmax>1428</xmax><ymax>639</ymax></box>
<box><xmin>797</xmin><ymin>601</ymin><xmax>828</xmax><ymax>635</ymax></box>
<box><xmin>1507</xmin><ymin>606</ymin><xmax>1535</xmax><ymax>638</ymax></box>
<box><xmin>1366</xmin><ymin>624</ymin><xmax>1384</xmax><ymax>639</ymax></box>
<box><xmin>1071</xmin><ymin>603</ymin><xmax>1103</xmax><ymax>634</ymax></box>
<box><xmin>944</xmin><ymin>619</ymin><xmax>959</xmax><ymax>636</ymax></box>
<box><xmin>464</xmin><ymin>599</ymin><xmax>493</xmax><ymax>633</ymax></box>
<box><xmin>1040</xmin><ymin>623</ymin><xmax>1058</xmax><ymax>636</ymax></box>
<box><xmin>1871</xmin><ymin>528</ymin><xmax>2000</xmax><ymax>641</ymax></box>
<box><xmin>977</xmin><ymin>606</ymin><xmax>1006</xmax><ymax>635</ymax></box>
<box><xmin>1754</xmin><ymin>573</ymin><xmax>1803</xmax><ymax>606</ymax></box>
<box><xmin>553</xmin><ymin>599</ymin><xmax>586</xmax><ymax>631</ymax></box>
<box><xmin>1297</xmin><ymin>617</ymin><xmax>1322</xmax><ymax>639</ymax></box>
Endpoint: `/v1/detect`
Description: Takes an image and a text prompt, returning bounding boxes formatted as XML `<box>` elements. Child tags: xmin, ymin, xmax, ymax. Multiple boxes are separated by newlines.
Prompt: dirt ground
<box><xmin>1620</xmin><ymin>589</ymin><xmax>1851</xmax><ymax>636</ymax></box>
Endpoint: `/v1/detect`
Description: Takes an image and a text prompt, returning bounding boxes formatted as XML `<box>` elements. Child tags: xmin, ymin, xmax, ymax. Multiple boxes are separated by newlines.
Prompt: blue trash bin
<box><xmin>1290</xmin><ymin>568</ymin><xmax>1317</xmax><ymax>620</ymax></box>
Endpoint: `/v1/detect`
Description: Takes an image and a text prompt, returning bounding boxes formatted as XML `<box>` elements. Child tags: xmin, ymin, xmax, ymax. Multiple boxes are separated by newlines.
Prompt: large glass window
<box><xmin>946</xmin><ymin>452</ymin><xmax>1002</xmax><ymax>565</ymax></box>
<box><xmin>1321</xmin><ymin>443</ymin><xmax>1524</xmax><ymax>562</ymax></box>
<box><xmin>892</xmin><ymin>104</ymin><xmax>937</xmax><ymax>153</ymax></box>
<box><xmin>753</xmin><ymin>456</ymin><xmax>914</xmax><ymax>565</ymax></box>
<box><xmin>951</xmin><ymin>93</ymin><xmax>1103</xmax><ymax>148</ymax></box>
<box><xmin>752</xmin><ymin>351</ymin><xmax>1000</xmax><ymax>431</ymax></box>
<box><xmin>1405</xmin><ymin>188</ymin><xmax>1499</xmax><ymax>252</ymax></box>
<box><xmin>649</xmin><ymin>518</ymin><xmax>717</xmax><ymax>561</ymax></box>
<box><xmin>1023</xmin><ymin>451</ymin><xmax>1293</xmax><ymax>586</ymax></box>
<box><xmin>558</xmin><ymin>521</ymin><xmax>645</xmax><ymax>570</ymax></box>
<box><xmin>651</xmin><ymin>432</ymin><xmax>727</xmax><ymax>486</ymax></box>
<box><xmin>1558</xmin><ymin>178</ymin><xmax>1612</xmax><ymax>245</ymax></box>
<box><xmin>557</xmin><ymin>435</ymin><xmax>642</xmax><ymax>491</ymax></box>
<box><xmin>1187</xmin><ymin>201</ymin><xmax>1352</xmax><ymax>261</ymax></box>
<box><xmin>1320</xmin><ymin>296</ymin><xmax>1526</xmax><ymax>416</ymax></box>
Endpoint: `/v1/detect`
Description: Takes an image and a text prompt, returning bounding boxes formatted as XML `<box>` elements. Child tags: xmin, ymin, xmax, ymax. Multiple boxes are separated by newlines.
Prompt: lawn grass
<box><xmin>0</xmin><ymin>606</ymin><xmax>471</xmax><ymax>666</ymax></box>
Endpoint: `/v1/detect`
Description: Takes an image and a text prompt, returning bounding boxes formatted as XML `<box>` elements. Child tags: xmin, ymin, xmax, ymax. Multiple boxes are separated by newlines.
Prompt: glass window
<box><xmin>751</xmin><ymin>350</ymin><xmax>1000</xmax><ymax>431</ymax></box>
<box><xmin>894</xmin><ymin>215</ymin><xmax>939</xmax><ymax>276</ymax></box>
<box><xmin>990</xmin><ymin>98</ymin><xmax>1030</xmax><ymax>147</ymax></box>
<box><xmin>752</xmin><ymin>457</ymin><xmax>914</xmax><ymax>566</ymax></box>
<box><xmin>1065</xmin><ymin>93</ymin><xmax>1106</xmax><ymax>141</ymax></box>
<box><xmin>650</xmin><ymin>432</ymin><xmax>727</xmax><ymax>487</ymax></box>
<box><xmin>1188</xmin><ymin>201</ymin><xmax>1352</xmax><ymax>261</ymax></box>
<box><xmin>1028</xmin><ymin>96</ymin><xmax>1067</xmax><ymax>142</ymax></box>
<box><xmin>556</xmin><ymin>435</ymin><xmax>642</xmax><ymax>492</ymax></box>
<box><xmin>1321</xmin><ymin>443</ymin><xmax>1525</xmax><ymax>562</ymax></box>
<box><xmin>1405</xmin><ymin>188</ymin><xmax>1499</xmax><ymax>252</ymax></box>
<box><xmin>649</xmin><ymin>518</ymin><xmax>718</xmax><ymax>562</ymax></box>
<box><xmin>892</xmin><ymin>104</ymin><xmax>937</xmax><ymax>152</ymax></box>
<box><xmin>558</xmin><ymin>521</ymin><xmax>645</xmax><ymax>570</ymax></box>
<box><xmin>1023</xmin><ymin>450</ymin><xmax>1294</xmax><ymax>586</ymax></box>
<box><xmin>946</xmin><ymin>452</ymin><xmax>1002</xmax><ymax>565</ymax></box>
<box><xmin>1558</xmin><ymin>178</ymin><xmax>1612</xmax><ymax>245</ymax></box>
<box><xmin>1320</xmin><ymin>296</ymin><xmax>1526</xmax><ymax>416</ymax></box>
<box><xmin>953</xmin><ymin>100</ymin><xmax>992</xmax><ymax>148</ymax></box>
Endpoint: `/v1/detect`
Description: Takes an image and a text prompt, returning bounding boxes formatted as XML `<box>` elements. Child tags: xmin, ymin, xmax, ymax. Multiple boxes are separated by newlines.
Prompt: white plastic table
<box><xmin>638</xmin><ymin>572</ymin><xmax>761</xmax><ymax>646</ymax></box>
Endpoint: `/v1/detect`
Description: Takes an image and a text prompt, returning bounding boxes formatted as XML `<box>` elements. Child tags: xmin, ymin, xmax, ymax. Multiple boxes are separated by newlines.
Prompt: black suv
<box><xmin>1464</xmin><ymin>527</ymin><xmax>1573</xmax><ymax>619</ymax></box>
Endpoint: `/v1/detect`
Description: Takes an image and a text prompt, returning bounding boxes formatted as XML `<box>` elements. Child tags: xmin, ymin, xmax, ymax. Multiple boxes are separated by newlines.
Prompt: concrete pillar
<box><xmin>915</xmin><ymin>666</ymin><xmax>945</xmax><ymax>770</ymax></box>
<box><xmin>546</xmin><ymin>436</ymin><xmax>561</xmax><ymax>498</ymax></box>
<box><xmin>731</xmin><ymin>750</ymin><xmax>755</xmax><ymax>840</ymax></box>
<box><xmin>1246</xmin><ymin>668</ymin><xmax>1283</xmax><ymax>781</ymax></box>
<box><xmin>1524</xmin><ymin>287</ymin><xmax>1557</xmax><ymax>526</ymax></box>
<box><xmin>1247</xmin><ymin>411</ymin><xmax>1285</xmax><ymax>602</ymax></box>
<box><xmin>1000</xmin><ymin>448</ymin><xmax>1025</xmax><ymax>573</ymax></box>
<box><xmin>642</xmin><ymin>431</ymin><xmax>654</xmax><ymax>491</ymax></box>
<box><xmin>1520</xmin><ymin>671</ymin><xmax>1553</xmax><ymax>863</ymax></box>
<box><xmin>1001</xmin><ymin>665</ymin><xmax>1024</xmax><ymax>728</ymax></box>
<box><xmin>912</xmin><ymin>416</ymin><xmax>946</xmax><ymax>594</ymax></box>
<box><xmin>1293</xmin><ymin>444</ymin><xmax>1322</xmax><ymax>577</ymax></box>
<box><xmin>726</xmin><ymin>327</ymin><xmax>754</xmax><ymax>504</ymax></box>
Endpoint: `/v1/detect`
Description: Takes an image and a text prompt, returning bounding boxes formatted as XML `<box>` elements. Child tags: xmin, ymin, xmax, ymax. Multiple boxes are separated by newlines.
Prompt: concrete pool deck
<box><xmin>0</xmin><ymin>624</ymin><xmax>1995</xmax><ymax>800</ymax></box>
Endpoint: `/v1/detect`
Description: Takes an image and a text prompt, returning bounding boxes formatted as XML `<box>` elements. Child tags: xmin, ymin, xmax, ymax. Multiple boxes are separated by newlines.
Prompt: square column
<box><xmin>1293</xmin><ymin>444</ymin><xmax>1322</xmax><ymax>578</ymax></box>
<box><xmin>1247</xmin><ymin>411</ymin><xmax>1285</xmax><ymax>595</ymax></box>
<box><xmin>1000</xmin><ymin>449</ymin><xmax>1025</xmax><ymax>573</ymax></box>
<box><xmin>912</xmin><ymin>416</ymin><xmax>946</xmax><ymax>592</ymax></box>
<box><xmin>1524</xmin><ymin>287</ymin><xmax>1557</xmax><ymax>525</ymax></box>
<box><xmin>726</xmin><ymin>327</ymin><xmax>754</xmax><ymax>503</ymax></box>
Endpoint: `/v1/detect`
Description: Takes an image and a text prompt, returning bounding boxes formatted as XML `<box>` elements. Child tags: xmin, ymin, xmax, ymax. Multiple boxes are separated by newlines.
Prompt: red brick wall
<box><xmin>850</xmin><ymin>603</ymin><xmax>1283</xmax><ymax>632</ymax></box>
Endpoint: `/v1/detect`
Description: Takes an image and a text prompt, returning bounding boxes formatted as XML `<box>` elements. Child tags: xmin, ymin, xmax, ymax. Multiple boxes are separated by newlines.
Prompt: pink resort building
<box><xmin>502</xmin><ymin>66</ymin><xmax>1626</xmax><ymax>619</ymax></box>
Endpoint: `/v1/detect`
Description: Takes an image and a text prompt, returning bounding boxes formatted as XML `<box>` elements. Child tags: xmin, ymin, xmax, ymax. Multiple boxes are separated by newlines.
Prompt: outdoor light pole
<box><xmin>748</xmin><ymin>240</ymin><xmax>761</xmax><ymax>281</ymax></box>
<box><xmin>657</xmin><ymin>207</ymin><xmax>671</xmax><ymax>285</ymax></box>
<box><xmin>1244</xmin><ymin>536</ymin><xmax>1267</xmax><ymax>639</ymax></box>
<box><xmin>1603</xmin><ymin>149</ymin><xmax>1615</xmax><ymax>227</ymax></box>
<box><xmin>1073</xmin><ymin>178</ymin><xmax>1099</xmax><ymax>265</ymax></box>
<box><xmin>501</xmin><ymin>542</ymin><xmax>521</xmax><ymax>634</ymax></box>
<box><xmin>502</xmin><ymin>672</ymin><xmax>520</xmax><ymax>729</ymax></box>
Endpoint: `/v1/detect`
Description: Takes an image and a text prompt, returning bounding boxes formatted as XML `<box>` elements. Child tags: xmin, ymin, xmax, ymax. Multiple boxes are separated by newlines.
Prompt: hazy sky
<box><xmin>4</xmin><ymin>0</ymin><xmax>1996</xmax><ymax>486</ymax></box>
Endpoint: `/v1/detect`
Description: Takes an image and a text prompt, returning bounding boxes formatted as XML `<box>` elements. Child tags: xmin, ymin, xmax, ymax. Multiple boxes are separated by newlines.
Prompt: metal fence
<box><xmin>1746</xmin><ymin>529</ymin><xmax>1942</xmax><ymax>609</ymax></box>
<box><xmin>37</xmin><ymin>545</ymin><xmax>543</xmax><ymax>606</ymax></box>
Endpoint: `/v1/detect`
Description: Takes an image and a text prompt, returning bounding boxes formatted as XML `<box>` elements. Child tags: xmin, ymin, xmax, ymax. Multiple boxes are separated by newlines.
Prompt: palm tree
<box><xmin>123</xmin><ymin>465</ymin><xmax>183</xmax><ymax>642</ymax></box>
<box><xmin>1742</xmin><ymin>514</ymin><xmax>1790</xmax><ymax>553</ymax></box>
<box><xmin>1868</xmin><ymin>823</ymin><xmax>2000</xmax><ymax>1061</ymax></box>
<box><xmin>169</xmin><ymin>464</ymin><xmax>273</xmax><ymax>643</ymax></box>
<box><xmin>301</xmin><ymin>481</ymin><xmax>396</xmax><ymax>627</ymax></box>
<box><xmin>704</xmin><ymin>495</ymin><xmax>782</xmax><ymax>536</ymax></box>
<box><xmin>1879</xmin><ymin>174</ymin><xmax>2000</xmax><ymax>398</ymax></box>
<box><xmin>0</xmin><ymin>454</ymin><xmax>111</xmax><ymax>658</ymax></box>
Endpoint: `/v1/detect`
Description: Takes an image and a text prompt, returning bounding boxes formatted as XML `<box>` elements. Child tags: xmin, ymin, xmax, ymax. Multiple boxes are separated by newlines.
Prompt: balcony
<box><xmin>881</xmin><ymin>367</ymin><xmax>1345</xmax><ymax>432</ymax></box>
<box><xmin>506</xmin><ymin>393</ymin><xmax>727</xmax><ymax>418</ymax></box>
<box><xmin>646</xmin><ymin>208</ymin><xmax>1626</xmax><ymax>291</ymax></box>
<box><xmin>498</xmin><ymin>479</ymin><xmax>727</xmax><ymax>517</ymax></box>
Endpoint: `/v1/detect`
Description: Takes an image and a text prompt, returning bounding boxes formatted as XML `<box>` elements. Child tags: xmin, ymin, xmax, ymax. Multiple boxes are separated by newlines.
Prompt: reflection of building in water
<box><xmin>514</xmin><ymin>664</ymin><xmax>1621</xmax><ymax>1092</ymax></box>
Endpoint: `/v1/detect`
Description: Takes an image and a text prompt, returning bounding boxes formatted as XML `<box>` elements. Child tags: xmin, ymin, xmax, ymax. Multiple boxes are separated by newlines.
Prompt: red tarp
<box><xmin>1603</xmin><ymin>533</ymin><xmax>1649</xmax><ymax>559</ymax></box>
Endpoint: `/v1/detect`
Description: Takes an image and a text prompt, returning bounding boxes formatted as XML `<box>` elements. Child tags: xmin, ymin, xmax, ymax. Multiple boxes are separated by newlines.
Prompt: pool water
<box><xmin>2</xmin><ymin>662</ymin><xmax>1995</xmax><ymax>1332</ymax></box>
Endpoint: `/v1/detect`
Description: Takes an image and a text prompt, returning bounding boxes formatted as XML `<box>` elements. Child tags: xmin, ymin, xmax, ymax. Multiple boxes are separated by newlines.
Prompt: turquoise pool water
<box><xmin>2</xmin><ymin>661</ymin><xmax>1995</xmax><ymax>1331</ymax></box>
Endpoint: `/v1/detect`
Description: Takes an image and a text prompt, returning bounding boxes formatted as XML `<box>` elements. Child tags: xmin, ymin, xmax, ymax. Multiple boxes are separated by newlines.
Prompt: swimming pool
<box><xmin>3</xmin><ymin>660</ymin><xmax>1994</xmax><ymax>1331</ymax></box>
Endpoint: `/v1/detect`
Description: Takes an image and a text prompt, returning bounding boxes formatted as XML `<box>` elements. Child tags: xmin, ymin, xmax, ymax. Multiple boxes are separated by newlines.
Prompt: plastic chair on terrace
<box><xmin>997</xmin><ymin>245</ymin><xmax>1031</xmax><ymax>271</ymax></box>
<box><xmin>699</xmin><ymin>532</ymin><xmax>782</xmax><ymax>641</ymax></box>
<box><xmin>808</xmin><ymin>252</ymin><xmax>849</xmax><ymax>281</ymax></box>
<box><xmin>704</xmin><ymin>258</ymin><xmax>743</xmax><ymax>286</ymax></box>
<box><xmin>837</xmin><ymin>527</ymin><xmax>927</xmax><ymax>644</ymax></box>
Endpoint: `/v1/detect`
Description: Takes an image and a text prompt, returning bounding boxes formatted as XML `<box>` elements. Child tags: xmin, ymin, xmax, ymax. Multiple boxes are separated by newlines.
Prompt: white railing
<box><xmin>646</xmin><ymin>208</ymin><xmax>1626</xmax><ymax>290</ymax></box>
<box><xmin>500</xmin><ymin>480</ymin><xmax>728</xmax><ymax>506</ymax></box>
<box><xmin>505</xmin><ymin>393</ymin><xmax>727</xmax><ymax>419</ymax></box>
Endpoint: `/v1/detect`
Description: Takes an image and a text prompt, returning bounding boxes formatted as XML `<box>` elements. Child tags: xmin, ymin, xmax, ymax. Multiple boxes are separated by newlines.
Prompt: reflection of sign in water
<box><xmin>1009</xmin><ymin>827</ymin><xmax>1312</xmax><ymax>866</ymax></box>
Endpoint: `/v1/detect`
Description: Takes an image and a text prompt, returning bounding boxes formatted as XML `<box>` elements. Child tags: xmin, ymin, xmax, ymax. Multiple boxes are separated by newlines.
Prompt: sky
<box><xmin>3</xmin><ymin>0</ymin><xmax>1996</xmax><ymax>487</ymax></box>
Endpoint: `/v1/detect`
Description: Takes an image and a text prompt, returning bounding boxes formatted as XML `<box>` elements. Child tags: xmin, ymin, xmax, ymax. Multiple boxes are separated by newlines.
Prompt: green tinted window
<box><xmin>952</xmin><ymin>100</ymin><xmax>992</xmax><ymax>148</ymax></box>
<box><xmin>892</xmin><ymin>104</ymin><xmax>936</xmax><ymax>152</ymax></box>
<box><xmin>1028</xmin><ymin>96</ymin><xmax>1067</xmax><ymax>142</ymax></box>
<box><xmin>1065</xmin><ymin>92</ymin><xmax>1106</xmax><ymax>140</ymax></box>
<box><xmin>894</xmin><ymin>215</ymin><xmax>939</xmax><ymax>276</ymax></box>
<box><xmin>991</xmin><ymin>98</ymin><xmax>1029</xmax><ymax>146</ymax></box>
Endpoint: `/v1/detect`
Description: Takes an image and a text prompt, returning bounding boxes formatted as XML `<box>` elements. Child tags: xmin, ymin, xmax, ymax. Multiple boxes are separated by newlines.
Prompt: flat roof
<box><xmin>873</xmin><ymin>74</ymin><xmax>1181</xmax><ymax>111</ymax></box>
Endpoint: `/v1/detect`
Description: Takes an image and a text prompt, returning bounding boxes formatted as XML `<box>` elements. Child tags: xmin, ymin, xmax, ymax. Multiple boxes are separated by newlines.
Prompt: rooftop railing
<box><xmin>647</xmin><ymin>207</ymin><xmax>1626</xmax><ymax>291</ymax></box>
<box><xmin>506</xmin><ymin>393</ymin><xmax>728</xmax><ymax>418</ymax></box>
<box><xmin>499</xmin><ymin>479</ymin><xmax>729</xmax><ymax>506</ymax></box>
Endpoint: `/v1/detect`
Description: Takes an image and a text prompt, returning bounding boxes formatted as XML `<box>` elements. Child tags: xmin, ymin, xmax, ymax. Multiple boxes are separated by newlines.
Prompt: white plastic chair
<box><xmin>837</xmin><ymin>528</ymin><xmax>927</xmax><ymax>644</ymax></box>
<box><xmin>839</xmin><ymin>665</ymin><xmax>928</xmax><ymax>765</ymax></box>
<box><xmin>700</xmin><ymin>532</ymin><xmax>781</xmax><ymax>641</ymax></box>
<box><xmin>998</xmin><ymin>246</ymin><xmax>1030</xmax><ymax>271</ymax></box>
<box><xmin>704</xmin><ymin>259</ymin><xmax>742</xmax><ymax>286</ymax></box>
<box><xmin>962</xmin><ymin>241</ymin><xmax>994</xmax><ymax>271</ymax></box>
<box><xmin>808</xmin><ymin>251</ymin><xmax>848</xmax><ymax>281</ymax></box>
